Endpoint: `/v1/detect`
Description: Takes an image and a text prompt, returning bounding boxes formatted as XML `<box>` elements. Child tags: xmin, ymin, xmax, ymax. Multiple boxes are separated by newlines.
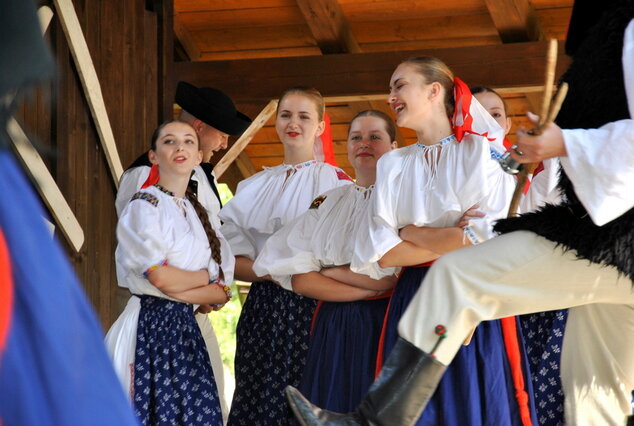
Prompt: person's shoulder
<box><xmin>129</xmin><ymin>188</ymin><xmax>159</xmax><ymax>207</ymax></box>
<box><xmin>316</xmin><ymin>162</ymin><xmax>354</xmax><ymax>182</ymax></box>
<box><xmin>309</xmin><ymin>185</ymin><xmax>352</xmax><ymax>210</ymax></box>
<box><xmin>376</xmin><ymin>145</ymin><xmax>411</xmax><ymax>168</ymax></box>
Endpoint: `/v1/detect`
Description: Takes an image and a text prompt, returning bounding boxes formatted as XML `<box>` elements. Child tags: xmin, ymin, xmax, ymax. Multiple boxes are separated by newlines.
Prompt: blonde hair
<box><xmin>277</xmin><ymin>86</ymin><xmax>325</xmax><ymax>121</ymax></box>
<box><xmin>401</xmin><ymin>57</ymin><xmax>455</xmax><ymax>119</ymax></box>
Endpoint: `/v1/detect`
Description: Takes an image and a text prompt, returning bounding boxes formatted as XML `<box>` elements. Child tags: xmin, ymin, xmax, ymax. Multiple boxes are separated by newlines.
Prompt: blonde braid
<box><xmin>186</xmin><ymin>188</ymin><xmax>223</xmax><ymax>268</ymax></box>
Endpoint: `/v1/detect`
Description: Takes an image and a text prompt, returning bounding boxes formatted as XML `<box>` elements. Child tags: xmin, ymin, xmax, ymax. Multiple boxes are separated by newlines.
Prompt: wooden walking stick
<box><xmin>464</xmin><ymin>40</ymin><xmax>568</xmax><ymax>347</ymax></box>
<box><xmin>506</xmin><ymin>38</ymin><xmax>568</xmax><ymax>218</ymax></box>
<box><xmin>506</xmin><ymin>82</ymin><xmax>568</xmax><ymax>217</ymax></box>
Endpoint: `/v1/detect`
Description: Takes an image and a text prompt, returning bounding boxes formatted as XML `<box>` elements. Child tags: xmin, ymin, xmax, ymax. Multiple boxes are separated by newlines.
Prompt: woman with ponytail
<box><xmin>288</xmin><ymin>57</ymin><xmax>536</xmax><ymax>425</ymax></box>
<box><xmin>105</xmin><ymin>120</ymin><xmax>234</xmax><ymax>426</ymax></box>
<box><xmin>219</xmin><ymin>87</ymin><xmax>353</xmax><ymax>425</ymax></box>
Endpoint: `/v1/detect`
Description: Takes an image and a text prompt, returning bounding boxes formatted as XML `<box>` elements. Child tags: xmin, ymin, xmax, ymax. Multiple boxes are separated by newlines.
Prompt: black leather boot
<box><xmin>286</xmin><ymin>337</ymin><xmax>447</xmax><ymax>426</ymax></box>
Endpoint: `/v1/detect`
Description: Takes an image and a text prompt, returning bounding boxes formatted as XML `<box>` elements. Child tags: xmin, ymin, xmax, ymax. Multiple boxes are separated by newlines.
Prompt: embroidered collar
<box><xmin>153</xmin><ymin>184</ymin><xmax>175</xmax><ymax>197</ymax></box>
<box><xmin>416</xmin><ymin>134</ymin><xmax>457</xmax><ymax>149</ymax></box>
<box><xmin>284</xmin><ymin>159</ymin><xmax>318</xmax><ymax>170</ymax></box>
<box><xmin>353</xmin><ymin>183</ymin><xmax>374</xmax><ymax>194</ymax></box>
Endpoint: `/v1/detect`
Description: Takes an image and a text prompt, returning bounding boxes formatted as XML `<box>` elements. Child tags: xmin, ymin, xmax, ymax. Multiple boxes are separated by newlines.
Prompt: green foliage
<box><xmin>208</xmin><ymin>183</ymin><xmax>241</xmax><ymax>375</ymax></box>
<box><xmin>208</xmin><ymin>281</ymin><xmax>241</xmax><ymax>375</ymax></box>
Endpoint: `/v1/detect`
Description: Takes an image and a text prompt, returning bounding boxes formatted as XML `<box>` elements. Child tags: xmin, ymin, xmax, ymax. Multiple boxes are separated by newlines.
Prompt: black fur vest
<box><xmin>494</xmin><ymin>3</ymin><xmax>634</xmax><ymax>282</ymax></box>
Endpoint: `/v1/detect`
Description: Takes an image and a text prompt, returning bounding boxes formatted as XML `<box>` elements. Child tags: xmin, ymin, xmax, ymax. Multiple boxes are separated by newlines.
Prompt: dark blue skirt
<box><xmin>521</xmin><ymin>309</ymin><xmax>568</xmax><ymax>425</ymax></box>
<box><xmin>134</xmin><ymin>295</ymin><xmax>222</xmax><ymax>426</ymax></box>
<box><xmin>381</xmin><ymin>266</ymin><xmax>537</xmax><ymax>426</ymax></box>
<box><xmin>298</xmin><ymin>294</ymin><xmax>391</xmax><ymax>413</ymax></box>
<box><xmin>228</xmin><ymin>280</ymin><xmax>317</xmax><ymax>425</ymax></box>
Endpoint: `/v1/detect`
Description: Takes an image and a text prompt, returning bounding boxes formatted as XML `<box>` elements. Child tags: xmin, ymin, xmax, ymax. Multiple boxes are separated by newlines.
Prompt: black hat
<box><xmin>175</xmin><ymin>81</ymin><xmax>251</xmax><ymax>136</ymax></box>
<box><xmin>565</xmin><ymin>0</ymin><xmax>619</xmax><ymax>56</ymax></box>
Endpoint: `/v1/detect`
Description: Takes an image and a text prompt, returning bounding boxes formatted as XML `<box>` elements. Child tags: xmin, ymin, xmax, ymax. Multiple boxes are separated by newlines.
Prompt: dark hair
<box><xmin>400</xmin><ymin>57</ymin><xmax>455</xmax><ymax>119</ymax></box>
<box><xmin>471</xmin><ymin>86</ymin><xmax>509</xmax><ymax>115</ymax></box>
<box><xmin>277</xmin><ymin>86</ymin><xmax>325</xmax><ymax>121</ymax></box>
<box><xmin>348</xmin><ymin>110</ymin><xmax>397</xmax><ymax>142</ymax></box>
<box><xmin>150</xmin><ymin>120</ymin><xmax>223</xmax><ymax>270</ymax></box>
<box><xmin>150</xmin><ymin>119</ymin><xmax>198</xmax><ymax>150</ymax></box>
<box><xmin>186</xmin><ymin>188</ymin><xmax>223</xmax><ymax>268</ymax></box>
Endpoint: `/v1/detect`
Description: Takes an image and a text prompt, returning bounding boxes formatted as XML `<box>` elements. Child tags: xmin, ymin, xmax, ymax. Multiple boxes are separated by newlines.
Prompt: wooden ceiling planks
<box><xmin>171</xmin><ymin>0</ymin><xmax>573</xmax><ymax>187</ymax></box>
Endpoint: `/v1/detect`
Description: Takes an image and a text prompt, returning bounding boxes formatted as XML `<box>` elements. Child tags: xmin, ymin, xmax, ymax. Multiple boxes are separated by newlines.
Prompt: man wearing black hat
<box><xmin>286</xmin><ymin>1</ymin><xmax>634</xmax><ymax>425</ymax></box>
<box><xmin>114</xmin><ymin>81</ymin><xmax>251</xmax><ymax>423</ymax></box>
<box><xmin>115</xmin><ymin>81</ymin><xmax>251</xmax><ymax>221</ymax></box>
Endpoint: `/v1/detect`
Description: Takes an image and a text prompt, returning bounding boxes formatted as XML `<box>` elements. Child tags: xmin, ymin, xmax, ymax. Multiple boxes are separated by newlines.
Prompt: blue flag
<box><xmin>0</xmin><ymin>151</ymin><xmax>138</xmax><ymax>425</ymax></box>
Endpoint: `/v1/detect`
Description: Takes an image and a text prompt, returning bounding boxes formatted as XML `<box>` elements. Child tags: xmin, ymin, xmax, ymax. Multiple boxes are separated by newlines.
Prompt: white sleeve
<box><xmin>116</xmin><ymin>199</ymin><xmax>168</xmax><ymax>276</ymax></box>
<box><xmin>464</xmin><ymin>155</ymin><xmax>516</xmax><ymax>242</ymax></box>
<box><xmin>116</xmin><ymin>167</ymin><xmax>150</xmax><ymax>217</ymax></box>
<box><xmin>350</xmin><ymin>157</ymin><xmax>401</xmax><ymax>279</ymax></box>
<box><xmin>557</xmin><ymin>19</ymin><xmax>634</xmax><ymax>225</ymax></box>
<box><xmin>213</xmin><ymin>227</ymin><xmax>235</xmax><ymax>286</ymax></box>
<box><xmin>519</xmin><ymin>158</ymin><xmax>562</xmax><ymax>213</ymax></box>
<box><xmin>560</xmin><ymin>119</ymin><xmax>634</xmax><ymax>225</ymax></box>
<box><xmin>253</xmin><ymin>208</ymin><xmax>322</xmax><ymax>291</ymax></box>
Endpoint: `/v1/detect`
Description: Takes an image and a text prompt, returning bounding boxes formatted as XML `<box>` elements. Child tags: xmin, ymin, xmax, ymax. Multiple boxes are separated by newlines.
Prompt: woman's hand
<box><xmin>457</xmin><ymin>204</ymin><xmax>485</xmax><ymax>228</ymax></box>
<box><xmin>195</xmin><ymin>304</ymin><xmax>214</xmax><ymax>314</ymax></box>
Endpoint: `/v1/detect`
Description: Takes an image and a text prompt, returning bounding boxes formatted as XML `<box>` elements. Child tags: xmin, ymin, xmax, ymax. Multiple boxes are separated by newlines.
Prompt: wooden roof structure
<box><xmin>169</xmin><ymin>0</ymin><xmax>573</xmax><ymax>182</ymax></box>
<box><xmin>12</xmin><ymin>0</ymin><xmax>573</xmax><ymax>326</ymax></box>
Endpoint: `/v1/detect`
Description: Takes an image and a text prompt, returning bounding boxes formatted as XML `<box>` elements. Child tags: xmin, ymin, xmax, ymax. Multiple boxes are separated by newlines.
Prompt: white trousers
<box><xmin>399</xmin><ymin>231</ymin><xmax>634</xmax><ymax>425</ymax></box>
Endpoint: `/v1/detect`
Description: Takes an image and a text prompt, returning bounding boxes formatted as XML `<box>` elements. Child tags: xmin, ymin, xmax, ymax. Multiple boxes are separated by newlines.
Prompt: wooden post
<box><xmin>8</xmin><ymin>118</ymin><xmax>85</xmax><ymax>252</ymax></box>
<box><xmin>214</xmin><ymin>99</ymin><xmax>278</xmax><ymax>178</ymax></box>
<box><xmin>52</xmin><ymin>0</ymin><xmax>124</xmax><ymax>187</ymax></box>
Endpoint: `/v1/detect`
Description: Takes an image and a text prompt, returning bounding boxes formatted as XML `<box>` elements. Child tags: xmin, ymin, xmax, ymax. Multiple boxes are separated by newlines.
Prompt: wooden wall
<box><xmin>15</xmin><ymin>0</ymin><xmax>162</xmax><ymax>329</ymax></box>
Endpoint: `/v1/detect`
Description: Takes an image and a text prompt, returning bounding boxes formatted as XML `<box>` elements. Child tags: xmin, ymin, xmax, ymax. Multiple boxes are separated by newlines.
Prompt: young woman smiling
<box><xmin>219</xmin><ymin>87</ymin><xmax>352</xmax><ymax>425</ymax></box>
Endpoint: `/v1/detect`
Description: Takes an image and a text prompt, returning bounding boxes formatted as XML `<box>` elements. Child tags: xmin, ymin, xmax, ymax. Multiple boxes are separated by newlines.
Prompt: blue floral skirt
<box><xmin>521</xmin><ymin>309</ymin><xmax>568</xmax><ymax>425</ymax></box>
<box><xmin>133</xmin><ymin>295</ymin><xmax>222</xmax><ymax>426</ymax></box>
<box><xmin>381</xmin><ymin>266</ymin><xmax>537</xmax><ymax>426</ymax></box>
<box><xmin>298</xmin><ymin>293</ymin><xmax>391</xmax><ymax>413</ymax></box>
<box><xmin>228</xmin><ymin>280</ymin><xmax>317</xmax><ymax>425</ymax></box>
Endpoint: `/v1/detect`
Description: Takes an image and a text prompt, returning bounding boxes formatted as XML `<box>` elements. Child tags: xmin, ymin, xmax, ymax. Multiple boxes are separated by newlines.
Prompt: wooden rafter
<box><xmin>214</xmin><ymin>99</ymin><xmax>279</xmax><ymax>178</ymax></box>
<box><xmin>174</xmin><ymin>14</ymin><xmax>201</xmax><ymax>60</ymax></box>
<box><xmin>235</xmin><ymin>152</ymin><xmax>258</xmax><ymax>178</ymax></box>
<box><xmin>8</xmin><ymin>118</ymin><xmax>85</xmax><ymax>252</ymax></box>
<box><xmin>175</xmin><ymin>40</ymin><xmax>570</xmax><ymax>102</ymax></box>
<box><xmin>53</xmin><ymin>0</ymin><xmax>124</xmax><ymax>187</ymax></box>
<box><xmin>484</xmin><ymin>0</ymin><xmax>544</xmax><ymax>43</ymax></box>
<box><xmin>295</xmin><ymin>0</ymin><xmax>361</xmax><ymax>54</ymax></box>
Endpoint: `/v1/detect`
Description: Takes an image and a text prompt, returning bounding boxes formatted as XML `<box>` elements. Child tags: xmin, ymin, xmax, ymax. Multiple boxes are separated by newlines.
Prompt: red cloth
<box><xmin>500</xmin><ymin>316</ymin><xmax>534</xmax><ymax>426</ymax></box>
<box><xmin>319</xmin><ymin>113</ymin><xmax>338</xmax><ymax>167</ymax></box>
<box><xmin>452</xmin><ymin>77</ymin><xmax>497</xmax><ymax>143</ymax></box>
<box><xmin>0</xmin><ymin>229</ymin><xmax>13</xmax><ymax>356</ymax></box>
<box><xmin>141</xmin><ymin>164</ymin><xmax>160</xmax><ymax>188</ymax></box>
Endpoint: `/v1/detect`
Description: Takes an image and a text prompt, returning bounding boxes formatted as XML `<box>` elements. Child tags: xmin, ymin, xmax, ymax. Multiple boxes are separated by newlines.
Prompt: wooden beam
<box><xmin>174</xmin><ymin>14</ymin><xmax>201</xmax><ymax>60</ymax></box>
<box><xmin>52</xmin><ymin>0</ymin><xmax>124</xmax><ymax>187</ymax></box>
<box><xmin>158</xmin><ymin>0</ymin><xmax>176</xmax><ymax>123</ymax></box>
<box><xmin>175</xmin><ymin>40</ymin><xmax>570</xmax><ymax>103</ymax></box>
<box><xmin>8</xmin><ymin>118</ymin><xmax>85</xmax><ymax>252</ymax></box>
<box><xmin>37</xmin><ymin>6</ymin><xmax>54</xmax><ymax>34</ymax></box>
<box><xmin>214</xmin><ymin>99</ymin><xmax>279</xmax><ymax>178</ymax></box>
<box><xmin>296</xmin><ymin>0</ymin><xmax>361</xmax><ymax>54</ymax></box>
<box><xmin>484</xmin><ymin>0</ymin><xmax>544</xmax><ymax>43</ymax></box>
<box><xmin>235</xmin><ymin>152</ymin><xmax>258</xmax><ymax>178</ymax></box>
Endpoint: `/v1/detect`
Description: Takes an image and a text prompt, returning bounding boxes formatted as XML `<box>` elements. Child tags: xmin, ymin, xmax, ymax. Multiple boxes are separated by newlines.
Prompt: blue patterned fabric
<box><xmin>134</xmin><ymin>295</ymin><xmax>222</xmax><ymax>426</ymax></box>
<box><xmin>228</xmin><ymin>280</ymin><xmax>317</xmax><ymax>425</ymax></box>
<box><xmin>0</xmin><ymin>152</ymin><xmax>138</xmax><ymax>426</ymax></box>
<box><xmin>520</xmin><ymin>309</ymin><xmax>568</xmax><ymax>425</ymax></box>
<box><xmin>382</xmin><ymin>266</ymin><xmax>537</xmax><ymax>426</ymax></box>
<box><xmin>298</xmin><ymin>296</ymin><xmax>390</xmax><ymax>413</ymax></box>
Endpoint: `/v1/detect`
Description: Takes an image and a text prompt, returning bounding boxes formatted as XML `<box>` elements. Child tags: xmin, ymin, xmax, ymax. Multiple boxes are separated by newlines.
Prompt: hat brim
<box><xmin>176</xmin><ymin>82</ymin><xmax>252</xmax><ymax>136</ymax></box>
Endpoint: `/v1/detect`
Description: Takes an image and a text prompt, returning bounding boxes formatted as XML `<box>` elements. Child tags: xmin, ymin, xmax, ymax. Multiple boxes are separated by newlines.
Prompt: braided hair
<box><xmin>186</xmin><ymin>186</ymin><xmax>223</xmax><ymax>270</ymax></box>
<box><xmin>151</xmin><ymin>119</ymin><xmax>224</xmax><ymax>271</ymax></box>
